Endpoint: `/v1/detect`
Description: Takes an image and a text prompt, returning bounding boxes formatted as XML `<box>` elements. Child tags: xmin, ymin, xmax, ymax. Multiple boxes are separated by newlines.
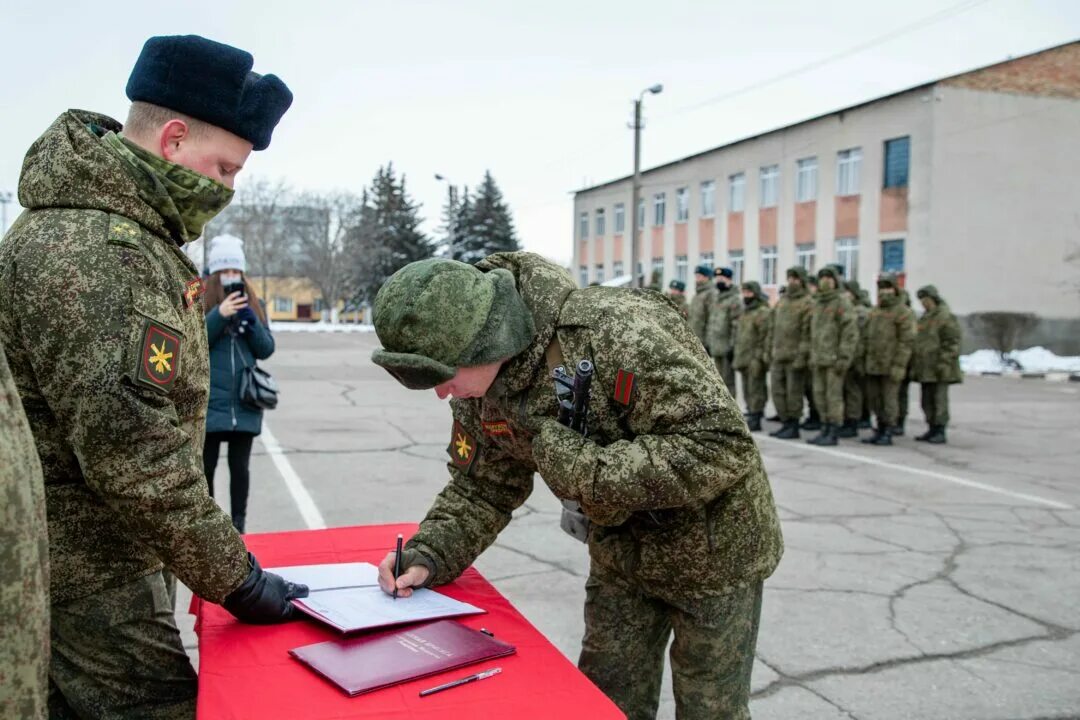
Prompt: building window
<box><xmin>729</xmin><ymin>251</ymin><xmax>745</xmax><ymax>285</ymax></box>
<box><xmin>700</xmin><ymin>180</ymin><xmax>716</xmax><ymax>217</ymax></box>
<box><xmin>653</xmin><ymin>193</ymin><xmax>666</xmax><ymax>226</ymax></box>
<box><xmin>881</xmin><ymin>239</ymin><xmax>905</xmax><ymax>272</ymax></box>
<box><xmin>835</xmin><ymin>237</ymin><xmax>859</xmax><ymax>280</ymax></box>
<box><xmin>675</xmin><ymin>187</ymin><xmax>689</xmax><ymax>223</ymax></box>
<box><xmin>698</xmin><ymin>251</ymin><xmax>714</xmax><ymax>270</ymax></box>
<box><xmin>796</xmin><ymin>243</ymin><xmax>816</xmax><ymax>274</ymax></box>
<box><xmin>836</xmin><ymin>148</ymin><xmax>862</xmax><ymax>196</ymax></box>
<box><xmin>273</xmin><ymin>296</ymin><xmax>293</xmax><ymax>313</ymax></box>
<box><xmin>883</xmin><ymin>137</ymin><xmax>910</xmax><ymax>188</ymax></box>
<box><xmin>759</xmin><ymin>165</ymin><xmax>779</xmax><ymax>208</ymax></box>
<box><xmin>595</xmin><ymin>208</ymin><xmax>606</xmax><ymax>236</ymax></box>
<box><xmin>614</xmin><ymin>203</ymin><xmax>626</xmax><ymax>233</ymax></box>
<box><xmin>637</xmin><ymin>199</ymin><xmax>645</xmax><ymax>229</ymax></box>
<box><xmin>595</xmin><ymin>264</ymin><xmax>605</xmax><ymax>283</ymax></box>
<box><xmin>579</xmin><ymin>266</ymin><xmax>588</xmax><ymax>287</ymax></box>
<box><xmin>650</xmin><ymin>257</ymin><xmax>664</xmax><ymax>285</ymax></box>
<box><xmin>728</xmin><ymin>173</ymin><xmax>746</xmax><ymax>212</ymax></box>
<box><xmin>579</xmin><ymin>211</ymin><xmax>589</xmax><ymax>238</ymax></box>
<box><xmin>796</xmin><ymin>157</ymin><xmax>818</xmax><ymax>202</ymax></box>
<box><xmin>613</xmin><ymin>260</ymin><xmax>624</xmax><ymax>278</ymax></box>
<box><xmin>761</xmin><ymin>246</ymin><xmax>778</xmax><ymax>286</ymax></box>
<box><xmin>676</xmin><ymin>255</ymin><xmax>688</xmax><ymax>282</ymax></box>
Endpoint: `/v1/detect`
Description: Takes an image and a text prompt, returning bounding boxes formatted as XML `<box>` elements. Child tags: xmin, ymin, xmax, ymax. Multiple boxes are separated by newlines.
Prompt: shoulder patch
<box><xmin>447</xmin><ymin>420</ymin><xmax>478</xmax><ymax>473</ymax></box>
<box><xmin>183</xmin><ymin>278</ymin><xmax>205</xmax><ymax>309</ymax></box>
<box><xmin>135</xmin><ymin>319</ymin><xmax>182</xmax><ymax>392</ymax></box>
<box><xmin>107</xmin><ymin>214</ymin><xmax>142</xmax><ymax>249</ymax></box>
<box><xmin>613</xmin><ymin>368</ymin><xmax>636</xmax><ymax>406</ymax></box>
<box><xmin>482</xmin><ymin>420</ymin><xmax>514</xmax><ymax>438</ymax></box>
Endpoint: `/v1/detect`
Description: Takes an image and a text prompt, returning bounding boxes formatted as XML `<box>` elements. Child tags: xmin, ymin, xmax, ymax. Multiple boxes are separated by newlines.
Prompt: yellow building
<box><xmin>248</xmin><ymin>276</ymin><xmax>366</xmax><ymax>323</ymax></box>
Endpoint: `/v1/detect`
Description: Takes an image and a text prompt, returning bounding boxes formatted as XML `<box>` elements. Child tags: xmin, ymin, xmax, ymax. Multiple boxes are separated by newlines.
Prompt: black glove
<box><xmin>223</xmin><ymin>553</ymin><xmax>309</xmax><ymax>624</ymax></box>
<box><xmin>234</xmin><ymin>306</ymin><xmax>257</xmax><ymax>334</ymax></box>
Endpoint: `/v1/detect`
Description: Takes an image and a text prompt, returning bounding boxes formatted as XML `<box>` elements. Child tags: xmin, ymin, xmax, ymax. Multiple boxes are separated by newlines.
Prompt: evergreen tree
<box><xmin>349</xmin><ymin>164</ymin><xmax>435</xmax><ymax>304</ymax></box>
<box><xmin>450</xmin><ymin>171</ymin><xmax>519</xmax><ymax>264</ymax></box>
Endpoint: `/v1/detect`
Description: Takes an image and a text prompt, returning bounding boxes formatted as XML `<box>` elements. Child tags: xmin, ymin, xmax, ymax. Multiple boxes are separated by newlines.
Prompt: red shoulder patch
<box><xmin>136</xmin><ymin>320</ymin><xmax>182</xmax><ymax>391</ymax></box>
<box><xmin>482</xmin><ymin>420</ymin><xmax>514</xmax><ymax>438</ymax></box>
<box><xmin>183</xmin><ymin>278</ymin><xmax>205</xmax><ymax>309</ymax></box>
<box><xmin>613</xmin><ymin>368</ymin><xmax>635</xmax><ymax>406</ymax></box>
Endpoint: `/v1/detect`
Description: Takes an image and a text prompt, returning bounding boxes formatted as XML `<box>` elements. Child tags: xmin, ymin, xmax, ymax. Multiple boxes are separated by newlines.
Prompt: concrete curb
<box><xmin>972</xmin><ymin>370</ymin><xmax>1075</xmax><ymax>382</ymax></box>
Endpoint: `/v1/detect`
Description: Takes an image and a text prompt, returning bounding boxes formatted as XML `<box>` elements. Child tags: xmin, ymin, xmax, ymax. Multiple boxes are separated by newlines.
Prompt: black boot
<box><xmin>835</xmin><ymin>419</ymin><xmax>858</xmax><ymax>438</ymax></box>
<box><xmin>926</xmin><ymin>425</ymin><xmax>947</xmax><ymax>444</ymax></box>
<box><xmin>915</xmin><ymin>426</ymin><xmax>934</xmax><ymax>441</ymax></box>
<box><xmin>766</xmin><ymin>413</ymin><xmax>781</xmax><ymax>422</ymax></box>
<box><xmin>808</xmin><ymin>423</ymin><xmax>831</xmax><ymax>445</ymax></box>
<box><xmin>232</xmin><ymin>513</ymin><xmax>246</xmax><ymax>534</ymax></box>
<box><xmin>747</xmin><ymin>413</ymin><xmax>763</xmax><ymax>432</ymax></box>
<box><xmin>817</xmin><ymin>423</ymin><xmax>838</xmax><ymax>446</ymax></box>
<box><xmin>773</xmin><ymin>420</ymin><xmax>800</xmax><ymax>440</ymax></box>
<box><xmin>872</xmin><ymin>427</ymin><xmax>894</xmax><ymax>446</ymax></box>
<box><xmin>801</xmin><ymin>411</ymin><xmax>822</xmax><ymax>431</ymax></box>
<box><xmin>893</xmin><ymin>419</ymin><xmax>905</xmax><ymax>437</ymax></box>
<box><xmin>861</xmin><ymin>426</ymin><xmax>883</xmax><ymax>444</ymax></box>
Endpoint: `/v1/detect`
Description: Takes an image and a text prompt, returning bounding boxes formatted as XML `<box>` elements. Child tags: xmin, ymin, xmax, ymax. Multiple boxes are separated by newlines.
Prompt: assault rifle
<box><xmin>551</xmin><ymin>359</ymin><xmax>594</xmax><ymax>543</ymax></box>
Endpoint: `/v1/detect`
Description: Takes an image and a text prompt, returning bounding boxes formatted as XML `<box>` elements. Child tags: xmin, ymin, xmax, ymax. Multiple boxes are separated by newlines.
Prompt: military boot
<box><xmin>835</xmin><ymin>419</ymin><xmax>858</xmax><ymax>438</ymax></box>
<box><xmin>817</xmin><ymin>423</ymin><xmax>838</xmax><ymax>446</ymax></box>
<box><xmin>861</xmin><ymin>426</ymin><xmax>884</xmax><ymax>445</ymax></box>
<box><xmin>766</xmin><ymin>413</ymin><xmax>781</xmax><ymax>422</ymax></box>
<box><xmin>872</xmin><ymin>427</ymin><xmax>894</xmax><ymax>446</ymax></box>
<box><xmin>926</xmin><ymin>425</ymin><xmax>947</xmax><ymax>444</ymax></box>
<box><xmin>801</xmin><ymin>410</ymin><xmax>822</xmax><ymax>431</ymax></box>
<box><xmin>893</xmin><ymin>419</ymin><xmax>906</xmax><ymax>437</ymax></box>
<box><xmin>807</xmin><ymin>423</ymin><xmax>830</xmax><ymax>445</ymax></box>
<box><xmin>773</xmin><ymin>420</ymin><xmax>800</xmax><ymax>440</ymax></box>
<box><xmin>915</xmin><ymin>426</ymin><xmax>934</xmax><ymax>441</ymax></box>
<box><xmin>747</xmin><ymin>413</ymin><xmax>763</xmax><ymax>432</ymax></box>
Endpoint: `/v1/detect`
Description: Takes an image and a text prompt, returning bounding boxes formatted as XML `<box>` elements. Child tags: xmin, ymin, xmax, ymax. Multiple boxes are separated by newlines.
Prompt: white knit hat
<box><xmin>208</xmin><ymin>234</ymin><xmax>246</xmax><ymax>275</ymax></box>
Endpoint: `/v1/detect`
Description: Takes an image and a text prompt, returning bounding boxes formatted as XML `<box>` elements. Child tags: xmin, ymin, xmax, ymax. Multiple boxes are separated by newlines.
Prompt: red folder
<box><xmin>289</xmin><ymin>620</ymin><xmax>517</xmax><ymax>697</ymax></box>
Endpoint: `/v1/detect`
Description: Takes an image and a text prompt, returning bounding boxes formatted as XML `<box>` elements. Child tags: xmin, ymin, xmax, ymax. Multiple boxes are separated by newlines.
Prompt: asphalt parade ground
<box><xmin>178</xmin><ymin>331</ymin><xmax>1080</xmax><ymax>720</ymax></box>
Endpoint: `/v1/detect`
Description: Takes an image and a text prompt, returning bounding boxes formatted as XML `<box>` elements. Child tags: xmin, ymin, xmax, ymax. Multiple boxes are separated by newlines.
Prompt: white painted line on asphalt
<box><xmin>259</xmin><ymin>422</ymin><xmax>327</xmax><ymax>529</ymax></box>
<box><xmin>759</xmin><ymin>435</ymin><xmax>1073</xmax><ymax>510</ymax></box>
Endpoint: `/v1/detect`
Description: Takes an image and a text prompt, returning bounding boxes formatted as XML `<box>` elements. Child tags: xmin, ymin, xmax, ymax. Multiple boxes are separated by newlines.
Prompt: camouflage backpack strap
<box><xmin>106</xmin><ymin>213</ymin><xmax>143</xmax><ymax>249</ymax></box>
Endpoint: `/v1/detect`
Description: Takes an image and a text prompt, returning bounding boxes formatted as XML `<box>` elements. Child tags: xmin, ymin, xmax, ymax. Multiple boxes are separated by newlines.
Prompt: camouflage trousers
<box><xmin>714</xmin><ymin>353</ymin><xmax>737</xmax><ymax>397</ymax></box>
<box><xmin>579</xmin><ymin>562</ymin><xmax>763</xmax><ymax>720</ymax></box>
<box><xmin>865</xmin><ymin>375</ymin><xmax>900</xmax><ymax>428</ymax></box>
<box><xmin>898</xmin><ymin>379</ymin><xmax>911</xmax><ymax>425</ymax></box>
<box><xmin>811</xmin><ymin>366</ymin><xmax>846</xmax><ymax>424</ymax></box>
<box><xmin>739</xmin><ymin>365</ymin><xmax>768</xmax><ymax>414</ymax></box>
<box><xmin>843</xmin><ymin>369</ymin><xmax>865</xmax><ymax>422</ymax></box>
<box><xmin>769</xmin><ymin>363</ymin><xmax>806</xmax><ymax>422</ymax></box>
<box><xmin>48</xmin><ymin>571</ymin><xmax>197</xmax><ymax>720</ymax></box>
<box><xmin>920</xmin><ymin>382</ymin><xmax>950</xmax><ymax>426</ymax></box>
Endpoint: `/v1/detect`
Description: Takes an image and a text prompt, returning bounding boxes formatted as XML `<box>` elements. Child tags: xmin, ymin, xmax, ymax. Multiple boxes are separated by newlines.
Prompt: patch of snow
<box><xmin>270</xmin><ymin>322</ymin><xmax>376</xmax><ymax>334</ymax></box>
<box><xmin>960</xmin><ymin>346</ymin><xmax>1080</xmax><ymax>374</ymax></box>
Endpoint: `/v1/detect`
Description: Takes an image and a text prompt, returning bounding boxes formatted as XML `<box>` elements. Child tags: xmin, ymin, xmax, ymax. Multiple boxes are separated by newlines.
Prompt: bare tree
<box><xmin>968</xmin><ymin>312</ymin><xmax>1038</xmax><ymax>369</ymax></box>
<box><xmin>293</xmin><ymin>191</ymin><xmax>364</xmax><ymax>323</ymax></box>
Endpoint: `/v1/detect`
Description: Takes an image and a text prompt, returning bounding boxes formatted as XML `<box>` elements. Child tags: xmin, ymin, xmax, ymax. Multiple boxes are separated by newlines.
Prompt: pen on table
<box><xmin>419</xmin><ymin>668</ymin><xmax>502</xmax><ymax>697</ymax></box>
<box><xmin>392</xmin><ymin>533</ymin><xmax>403</xmax><ymax>601</ymax></box>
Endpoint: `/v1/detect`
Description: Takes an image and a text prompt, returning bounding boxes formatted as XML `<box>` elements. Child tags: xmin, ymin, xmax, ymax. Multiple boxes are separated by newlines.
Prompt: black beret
<box><xmin>126</xmin><ymin>35</ymin><xmax>292</xmax><ymax>151</ymax></box>
<box><xmin>716</xmin><ymin>267</ymin><xmax>734</xmax><ymax>279</ymax></box>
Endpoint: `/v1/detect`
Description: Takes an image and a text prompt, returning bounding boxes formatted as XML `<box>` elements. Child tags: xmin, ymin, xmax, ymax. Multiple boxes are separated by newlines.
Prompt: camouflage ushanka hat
<box><xmin>371</xmin><ymin>258</ymin><xmax>536</xmax><ymax>389</ymax></box>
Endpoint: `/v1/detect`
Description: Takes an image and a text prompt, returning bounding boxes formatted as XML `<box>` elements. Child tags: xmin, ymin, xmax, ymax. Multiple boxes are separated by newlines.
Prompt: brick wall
<box><xmin>944</xmin><ymin>42</ymin><xmax>1080</xmax><ymax>99</ymax></box>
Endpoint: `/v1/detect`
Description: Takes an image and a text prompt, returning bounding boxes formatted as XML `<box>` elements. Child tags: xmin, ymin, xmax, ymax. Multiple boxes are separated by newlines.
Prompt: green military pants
<box><xmin>920</xmin><ymin>382</ymin><xmax>950</xmax><ymax>426</ymax></box>
<box><xmin>579</xmin><ymin>562</ymin><xmax>763</xmax><ymax>720</ymax></box>
<box><xmin>811</xmin><ymin>366</ymin><xmax>845</xmax><ymax>424</ymax></box>
<box><xmin>740</xmin><ymin>367</ymin><xmax>768</xmax><ymax>414</ymax></box>
<box><xmin>769</xmin><ymin>363</ymin><xmax>805</xmax><ymax>421</ymax></box>
<box><xmin>864</xmin><ymin>375</ymin><xmax>900</xmax><ymax>428</ymax></box>
<box><xmin>48</xmin><ymin>571</ymin><xmax>197</xmax><ymax>720</ymax></box>
<box><xmin>898</xmin><ymin>379</ymin><xmax>911</xmax><ymax>425</ymax></box>
<box><xmin>843</xmin><ymin>368</ymin><xmax>864</xmax><ymax>422</ymax></box>
<box><xmin>714</xmin><ymin>353</ymin><xmax>736</xmax><ymax>396</ymax></box>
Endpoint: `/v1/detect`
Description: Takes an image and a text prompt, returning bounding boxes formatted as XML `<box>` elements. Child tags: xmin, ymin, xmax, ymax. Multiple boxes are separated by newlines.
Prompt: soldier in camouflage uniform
<box><xmin>0</xmin><ymin>36</ymin><xmax>307</xmax><ymax>718</ymax></box>
<box><xmin>734</xmin><ymin>281</ymin><xmax>771</xmax><ymax>432</ymax></box>
<box><xmin>768</xmin><ymin>267</ymin><xmax>812</xmax><ymax>440</ymax></box>
<box><xmin>369</xmin><ymin>252</ymin><xmax>783</xmax><ymax>720</ymax></box>
<box><xmin>859</xmin><ymin>274</ymin><xmax>916</xmax><ymax>446</ymax></box>
<box><xmin>836</xmin><ymin>279</ymin><xmax>870</xmax><ymax>438</ymax></box>
<box><xmin>912</xmin><ymin>285</ymin><xmax>963</xmax><ymax>443</ymax></box>
<box><xmin>806</xmin><ymin>266</ymin><xmax>858</xmax><ymax>446</ymax></box>
<box><xmin>666</xmin><ymin>279</ymin><xmax>689</xmax><ymax>319</ymax></box>
<box><xmin>688</xmin><ymin>264</ymin><xmax>714</xmax><ymax>348</ymax></box>
<box><xmin>0</xmin><ymin>342</ymin><xmax>48</xmax><ymax>720</ymax></box>
<box><xmin>706</xmin><ymin>266</ymin><xmax>742</xmax><ymax>393</ymax></box>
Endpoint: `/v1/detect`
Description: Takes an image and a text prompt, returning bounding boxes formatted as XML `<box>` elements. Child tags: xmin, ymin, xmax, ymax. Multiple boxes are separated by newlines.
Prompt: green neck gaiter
<box><xmin>103</xmin><ymin>132</ymin><xmax>234</xmax><ymax>244</ymax></box>
<box><xmin>816</xmin><ymin>287</ymin><xmax>837</xmax><ymax>303</ymax></box>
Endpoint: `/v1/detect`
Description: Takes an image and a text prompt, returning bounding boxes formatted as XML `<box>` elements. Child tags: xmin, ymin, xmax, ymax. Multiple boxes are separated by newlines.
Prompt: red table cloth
<box><xmin>191</xmin><ymin>524</ymin><xmax>625</xmax><ymax>719</ymax></box>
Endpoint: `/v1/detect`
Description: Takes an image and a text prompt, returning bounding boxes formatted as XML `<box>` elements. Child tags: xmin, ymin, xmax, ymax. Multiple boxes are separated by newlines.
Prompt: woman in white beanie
<box><xmin>203</xmin><ymin>235</ymin><xmax>274</xmax><ymax>533</ymax></box>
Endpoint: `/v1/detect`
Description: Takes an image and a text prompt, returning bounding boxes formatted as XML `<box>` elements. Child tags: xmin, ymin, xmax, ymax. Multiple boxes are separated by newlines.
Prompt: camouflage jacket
<box><xmin>912</xmin><ymin>296</ymin><xmax>963</xmax><ymax>384</ymax></box>
<box><xmin>665</xmin><ymin>291</ymin><xmax>689</xmax><ymax>320</ymax></box>
<box><xmin>688</xmin><ymin>281</ymin><xmax>714</xmax><ymax>346</ymax></box>
<box><xmin>0</xmin><ymin>110</ymin><xmax>248</xmax><ymax>604</ymax></box>
<box><xmin>770</xmin><ymin>286</ymin><xmax>812</xmax><ymax>367</ymax></box>
<box><xmin>406</xmin><ymin>253</ymin><xmax>783</xmax><ymax>600</ymax></box>
<box><xmin>733</xmin><ymin>298</ymin><xmax>770</xmax><ymax>371</ymax></box>
<box><xmin>705</xmin><ymin>285</ymin><xmax>743</xmax><ymax>356</ymax></box>
<box><xmin>809</xmin><ymin>288</ymin><xmax>859</xmax><ymax>370</ymax></box>
<box><xmin>0</xmin><ymin>343</ymin><xmax>48</xmax><ymax>719</ymax></box>
<box><xmin>864</xmin><ymin>295</ymin><xmax>916</xmax><ymax>377</ymax></box>
<box><xmin>850</xmin><ymin>302</ymin><xmax>871</xmax><ymax>374</ymax></box>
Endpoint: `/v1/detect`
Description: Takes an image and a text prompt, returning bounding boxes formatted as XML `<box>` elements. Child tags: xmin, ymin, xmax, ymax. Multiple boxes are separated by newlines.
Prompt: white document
<box><xmin>268</xmin><ymin>562</ymin><xmax>484</xmax><ymax>633</ymax></box>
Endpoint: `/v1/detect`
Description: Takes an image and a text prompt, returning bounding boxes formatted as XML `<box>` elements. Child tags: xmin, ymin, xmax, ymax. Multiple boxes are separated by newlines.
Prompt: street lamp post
<box><xmin>629</xmin><ymin>84</ymin><xmax>663</xmax><ymax>288</ymax></box>
<box><xmin>0</xmin><ymin>191</ymin><xmax>13</xmax><ymax>238</ymax></box>
<box><xmin>435</xmin><ymin>174</ymin><xmax>459</xmax><ymax>259</ymax></box>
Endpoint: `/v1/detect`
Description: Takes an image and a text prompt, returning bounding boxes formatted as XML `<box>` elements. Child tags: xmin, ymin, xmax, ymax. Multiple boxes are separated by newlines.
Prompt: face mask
<box><xmin>743</xmin><ymin>296</ymin><xmax>755</xmax><ymax>307</ymax></box>
<box><xmin>716</xmin><ymin>279</ymin><xmax>730</xmax><ymax>290</ymax></box>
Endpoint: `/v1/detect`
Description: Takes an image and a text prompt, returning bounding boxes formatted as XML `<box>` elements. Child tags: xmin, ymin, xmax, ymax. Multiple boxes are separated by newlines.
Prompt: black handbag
<box><xmin>234</xmin><ymin>337</ymin><xmax>279</xmax><ymax>410</ymax></box>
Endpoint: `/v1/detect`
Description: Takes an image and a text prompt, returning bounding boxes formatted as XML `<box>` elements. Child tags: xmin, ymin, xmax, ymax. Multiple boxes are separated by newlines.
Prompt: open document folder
<box><xmin>269</xmin><ymin>562</ymin><xmax>484</xmax><ymax>633</ymax></box>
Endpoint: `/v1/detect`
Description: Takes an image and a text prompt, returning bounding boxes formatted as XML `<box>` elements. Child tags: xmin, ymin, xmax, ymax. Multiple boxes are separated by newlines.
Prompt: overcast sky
<box><xmin>1</xmin><ymin>0</ymin><xmax>1078</xmax><ymax>265</ymax></box>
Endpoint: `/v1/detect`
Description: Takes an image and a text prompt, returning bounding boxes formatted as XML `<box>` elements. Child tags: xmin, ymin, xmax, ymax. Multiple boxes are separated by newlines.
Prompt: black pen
<box><xmin>419</xmin><ymin>667</ymin><xmax>502</xmax><ymax>697</ymax></box>
<box><xmin>392</xmin><ymin>533</ymin><xmax>403</xmax><ymax>601</ymax></box>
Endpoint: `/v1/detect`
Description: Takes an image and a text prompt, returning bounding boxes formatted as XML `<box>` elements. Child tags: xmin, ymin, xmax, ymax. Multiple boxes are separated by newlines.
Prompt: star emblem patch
<box><xmin>136</xmin><ymin>320</ymin><xmax>182</xmax><ymax>391</ymax></box>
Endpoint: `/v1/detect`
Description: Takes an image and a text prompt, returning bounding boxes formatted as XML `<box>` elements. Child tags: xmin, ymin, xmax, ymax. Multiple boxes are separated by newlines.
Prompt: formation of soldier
<box><xmin>686</xmin><ymin>263</ymin><xmax>963</xmax><ymax>446</ymax></box>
